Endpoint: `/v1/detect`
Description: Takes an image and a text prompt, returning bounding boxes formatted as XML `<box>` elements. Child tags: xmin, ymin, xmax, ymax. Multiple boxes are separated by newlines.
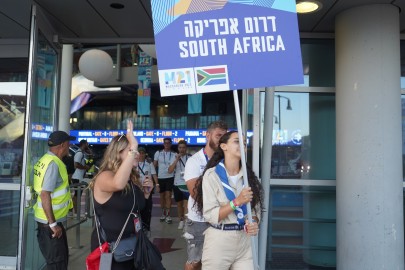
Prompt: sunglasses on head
<box><xmin>118</xmin><ymin>134</ymin><xmax>126</xmax><ymax>142</ymax></box>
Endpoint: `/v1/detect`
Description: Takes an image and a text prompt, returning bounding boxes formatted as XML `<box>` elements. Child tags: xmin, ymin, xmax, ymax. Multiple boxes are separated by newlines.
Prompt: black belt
<box><xmin>37</xmin><ymin>222</ymin><xmax>62</xmax><ymax>228</ymax></box>
<box><xmin>210</xmin><ymin>223</ymin><xmax>244</xmax><ymax>231</ymax></box>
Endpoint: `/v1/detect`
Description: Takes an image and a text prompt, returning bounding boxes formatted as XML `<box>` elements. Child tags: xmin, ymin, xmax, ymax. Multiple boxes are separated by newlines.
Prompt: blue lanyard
<box><xmin>179</xmin><ymin>155</ymin><xmax>188</xmax><ymax>168</ymax></box>
<box><xmin>138</xmin><ymin>162</ymin><xmax>145</xmax><ymax>175</ymax></box>
<box><xmin>202</xmin><ymin>148</ymin><xmax>209</xmax><ymax>162</ymax></box>
<box><xmin>161</xmin><ymin>151</ymin><xmax>172</xmax><ymax>165</ymax></box>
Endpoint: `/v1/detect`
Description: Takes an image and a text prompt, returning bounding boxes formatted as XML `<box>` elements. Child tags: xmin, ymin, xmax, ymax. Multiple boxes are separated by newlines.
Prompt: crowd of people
<box><xmin>34</xmin><ymin>119</ymin><xmax>263</xmax><ymax>270</ymax></box>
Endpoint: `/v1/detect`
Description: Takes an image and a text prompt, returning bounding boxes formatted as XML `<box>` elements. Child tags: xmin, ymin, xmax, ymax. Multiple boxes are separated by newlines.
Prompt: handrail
<box><xmin>65</xmin><ymin>183</ymin><xmax>93</xmax><ymax>249</ymax></box>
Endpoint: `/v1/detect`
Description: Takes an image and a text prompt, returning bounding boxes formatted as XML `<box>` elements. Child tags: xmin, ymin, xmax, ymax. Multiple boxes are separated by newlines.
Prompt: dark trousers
<box><xmin>141</xmin><ymin>194</ymin><xmax>153</xmax><ymax>231</ymax></box>
<box><xmin>37</xmin><ymin>222</ymin><xmax>69</xmax><ymax>270</ymax></box>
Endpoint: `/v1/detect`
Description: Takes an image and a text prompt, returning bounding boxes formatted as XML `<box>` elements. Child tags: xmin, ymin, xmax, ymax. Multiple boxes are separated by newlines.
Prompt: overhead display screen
<box><xmin>69</xmin><ymin>129</ymin><xmax>256</xmax><ymax>146</ymax></box>
<box><xmin>70</xmin><ymin>129</ymin><xmax>212</xmax><ymax>145</ymax></box>
<box><xmin>32</xmin><ymin>124</ymin><xmax>301</xmax><ymax>146</ymax></box>
<box><xmin>31</xmin><ymin>123</ymin><xmax>53</xmax><ymax>140</ymax></box>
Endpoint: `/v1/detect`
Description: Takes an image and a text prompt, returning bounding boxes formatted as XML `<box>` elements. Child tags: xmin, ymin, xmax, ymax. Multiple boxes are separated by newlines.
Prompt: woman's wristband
<box><xmin>128</xmin><ymin>148</ymin><xmax>139</xmax><ymax>157</ymax></box>
<box><xmin>232</xmin><ymin>199</ymin><xmax>240</xmax><ymax>207</ymax></box>
<box><xmin>230</xmin><ymin>200</ymin><xmax>237</xmax><ymax>210</ymax></box>
<box><xmin>49</xmin><ymin>222</ymin><xmax>57</xmax><ymax>228</ymax></box>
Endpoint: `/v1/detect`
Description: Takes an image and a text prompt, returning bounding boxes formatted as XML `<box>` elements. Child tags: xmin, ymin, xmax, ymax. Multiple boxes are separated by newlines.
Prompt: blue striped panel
<box><xmin>151</xmin><ymin>0</ymin><xmax>180</xmax><ymax>34</ymax></box>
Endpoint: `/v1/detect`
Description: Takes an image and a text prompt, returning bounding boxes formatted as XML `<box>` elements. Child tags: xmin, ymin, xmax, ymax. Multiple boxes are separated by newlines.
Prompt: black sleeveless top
<box><xmin>91</xmin><ymin>183</ymin><xmax>145</xmax><ymax>250</ymax></box>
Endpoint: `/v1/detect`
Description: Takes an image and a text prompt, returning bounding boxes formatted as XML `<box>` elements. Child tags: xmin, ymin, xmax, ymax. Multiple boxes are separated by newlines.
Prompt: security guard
<box><xmin>33</xmin><ymin>131</ymin><xmax>75</xmax><ymax>270</ymax></box>
<box><xmin>85</xmin><ymin>154</ymin><xmax>95</xmax><ymax>177</ymax></box>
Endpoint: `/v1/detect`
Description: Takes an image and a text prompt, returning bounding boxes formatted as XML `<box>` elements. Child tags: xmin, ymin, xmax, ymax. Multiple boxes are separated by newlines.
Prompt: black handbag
<box><xmin>110</xmin><ymin>230</ymin><xmax>137</xmax><ymax>262</ymax></box>
<box><xmin>133</xmin><ymin>194</ymin><xmax>165</xmax><ymax>269</ymax></box>
<box><xmin>134</xmin><ymin>229</ymin><xmax>165</xmax><ymax>270</ymax></box>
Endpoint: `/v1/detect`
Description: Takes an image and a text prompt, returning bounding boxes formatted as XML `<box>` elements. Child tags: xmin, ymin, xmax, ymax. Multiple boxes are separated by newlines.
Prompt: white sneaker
<box><xmin>160</xmin><ymin>214</ymin><xmax>166</xmax><ymax>222</ymax></box>
<box><xmin>165</xmin><ymin>216</ymin><xmax>172</xmax><ymax>224</ymax></box>
<box><xmin>178</xmin><ymin>220</ymin><xmax>184</xmax><ymax>230</ymax></box>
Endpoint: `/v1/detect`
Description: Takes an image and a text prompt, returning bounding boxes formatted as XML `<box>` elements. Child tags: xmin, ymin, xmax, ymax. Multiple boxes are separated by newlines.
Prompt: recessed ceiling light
<box><xmin>296</xmin><ymin>1</ymin><xmax>322</xmax><ymax>14</ymax></box>
<box><xmin>110</xmin><ymin>3</ymin><xmax>125</xmax><ymax>9</ymax></box>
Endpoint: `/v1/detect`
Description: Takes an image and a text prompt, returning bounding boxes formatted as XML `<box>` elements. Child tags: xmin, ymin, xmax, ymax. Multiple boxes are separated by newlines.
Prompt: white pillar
<box><xmin>59</xmin><ymin>44</ymin><xmax>73</xmax><ymax>132</ymax></box>
<box><xmin>336</xmin><ymin>4</ymin><xmax>403</xmax><ymax>270</ymax></box>
<box><xmin>258</xmin><ymin>87</ymin><xmax>274</xmax><ymax>269</ymax></box>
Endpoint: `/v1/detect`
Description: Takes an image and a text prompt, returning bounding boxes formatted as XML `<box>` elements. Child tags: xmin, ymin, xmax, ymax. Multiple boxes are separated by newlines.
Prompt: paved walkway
<box><xmin>67</xmin><ymin>193</ymin><xmax>187</xmax><ymax>270</ymax></box>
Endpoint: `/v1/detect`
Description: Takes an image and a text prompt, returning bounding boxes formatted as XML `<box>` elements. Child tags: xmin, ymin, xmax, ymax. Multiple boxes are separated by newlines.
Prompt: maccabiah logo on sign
<box><xmin>159</xmin><ymin>65</ymin><xmax>229</xmax><ymax>96</ymax></box>
<box><xmin>163</xmin><ymin>68</ymin><xmax>194</xmax><ymax>90</ymax></box>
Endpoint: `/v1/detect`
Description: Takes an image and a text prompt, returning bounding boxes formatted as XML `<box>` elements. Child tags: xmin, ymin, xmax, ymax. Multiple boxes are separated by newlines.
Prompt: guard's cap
<box><xmin>48</xmin><ymin>131</ymin><xmax>76</xmax><ymax>146</ymax></box>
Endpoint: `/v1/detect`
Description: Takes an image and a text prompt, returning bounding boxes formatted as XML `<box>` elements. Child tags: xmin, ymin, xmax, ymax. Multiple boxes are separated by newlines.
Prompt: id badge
<box><xmin>134</xmin><ymin>216</ymin><xmax>141</xmax><ymax>233</ymax></box>
<box><xmin>100</xmin><ymin>252</ymin><xmax>112</xmax><ymax>270</ymax></box>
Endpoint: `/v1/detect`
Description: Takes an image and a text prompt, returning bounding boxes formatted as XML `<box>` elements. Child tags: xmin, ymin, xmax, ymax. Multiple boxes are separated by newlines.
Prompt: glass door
<box><xmin>0</xmin><ymin>82</ymin><xmax>27</xmax><ymax>268</ymax></box>
<box><xmin>18</xmin><ymin>5</ymin><xmax>60</xmax><ymax>270</ymax></box>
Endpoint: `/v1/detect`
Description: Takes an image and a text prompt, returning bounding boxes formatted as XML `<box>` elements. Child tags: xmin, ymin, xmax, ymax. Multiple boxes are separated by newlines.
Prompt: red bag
<box><xmin>86</xmin><ymin>242</ymin><xmax>109</xmax><ymax>270</ymax></box>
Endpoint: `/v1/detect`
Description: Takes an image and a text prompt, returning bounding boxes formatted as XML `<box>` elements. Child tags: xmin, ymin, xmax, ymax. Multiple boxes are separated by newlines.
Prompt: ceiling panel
<box><xmin>0</xmin><ymin>15</ymin><xmax>29</xmax><ymax>39</ymax></box>
<box><xmin>88</xmin><ymin>0</ymin><xmax>154</xmax><ymax>40</ymax></box>
<box><xmin>0</xmin><ymin>0</ymin><xmax>31</xmax><ymax>39</ymax></box>
<box><xmin>311</xmin><ymin>0</ymin><xmax>399</xmax><ymax>33</ymax></box>
<box><xmin>297</xmin><ymin>1</ymin><xmax>337</xmax><ymax>33</ymax></box>
<box><xmin>35</xmin><ymin>0</ymin><xmax>119</xmax><ymax>39</ymax></box>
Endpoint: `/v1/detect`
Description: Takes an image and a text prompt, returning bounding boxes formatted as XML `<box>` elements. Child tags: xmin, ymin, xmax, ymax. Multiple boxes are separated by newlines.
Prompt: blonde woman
<box><xmin>89</xmin><ymin>120</ymin><xmax>153</xmax><ymax>270</ymax></box>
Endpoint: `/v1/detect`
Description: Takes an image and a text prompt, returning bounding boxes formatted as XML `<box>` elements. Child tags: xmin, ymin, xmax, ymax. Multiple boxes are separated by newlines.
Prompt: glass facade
<box><xmin>264</xmin><ymin>39</ymin><xmax>337</xmax><ymax>269</ymax></box>
<box><xmin>270</xmin><ymin>186</ymin><xmax>336</xmax><ymax>268</ymax></box>
<box><xmin>22</xmin><ymin>30</ymin><xmax>60</xmax><ymax>269</ymax></box>
<box><xmin>270</xmin><ymin>92</ymin><xmax>336</xmax><ymax>180</ymax></box>
<box><xmin>0</xmin><ymin>190</ymin><xmax>21</xmax><ymax>256</ymax></box>
<box><xmin>265</xmin><ymin>90</ymin><xmax>337</xmax><ymax>269</ymax></box>
<box><xmin>29</xmin><ymin>30</ymin><xmax>58</xmax><ymax>168</ymax></box>
<box><xmin>0</xmin><ymin>63</ymin><xmax>28</xmax><ymax>258</ymax></box>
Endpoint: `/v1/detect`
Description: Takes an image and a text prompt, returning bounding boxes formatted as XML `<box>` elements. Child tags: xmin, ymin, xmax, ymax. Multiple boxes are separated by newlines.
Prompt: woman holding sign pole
<box><xmin>194</xmin><ymin>130</ymin><xmax>263</xmax><ymax>269</ymax></box>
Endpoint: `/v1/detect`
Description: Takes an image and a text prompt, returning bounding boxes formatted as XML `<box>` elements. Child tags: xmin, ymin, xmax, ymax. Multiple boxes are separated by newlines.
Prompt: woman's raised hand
<box><xmin>126</xmin><ymin>120</ymin><xmax>138</xmax><ymax>150</ymax></box>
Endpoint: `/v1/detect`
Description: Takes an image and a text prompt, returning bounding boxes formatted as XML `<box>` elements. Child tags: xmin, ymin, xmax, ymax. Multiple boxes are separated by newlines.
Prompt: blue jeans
<box><xmin>183</xmin><ymin>219</ymin><xmax>209</xmax><ymax>263</ymax></box>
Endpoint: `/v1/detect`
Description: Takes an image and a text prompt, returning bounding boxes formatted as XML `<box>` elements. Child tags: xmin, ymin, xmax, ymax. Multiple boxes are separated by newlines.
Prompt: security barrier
<box><xmin>66</xmin><ymin>182</ymin><xmax>92</xmax><ymax>249</ymax></box>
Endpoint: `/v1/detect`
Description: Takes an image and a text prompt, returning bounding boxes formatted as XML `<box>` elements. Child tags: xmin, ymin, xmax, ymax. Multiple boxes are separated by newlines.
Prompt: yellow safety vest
<box><xmin>33</xmin><ymin>153</ymin><xmax>73</xmax><ymax>223</ymax></box>
<box><xmin>86</xmin><ymin>158</ymin><xmax>95</xmax><ymax>173</ymax></box>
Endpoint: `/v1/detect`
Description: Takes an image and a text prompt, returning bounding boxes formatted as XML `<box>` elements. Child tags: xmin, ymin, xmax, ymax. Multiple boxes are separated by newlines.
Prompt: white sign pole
<box><xmin>232</xmin><ymin>90</ymin><xmax>259</xmax><ymax>269</ymax></box>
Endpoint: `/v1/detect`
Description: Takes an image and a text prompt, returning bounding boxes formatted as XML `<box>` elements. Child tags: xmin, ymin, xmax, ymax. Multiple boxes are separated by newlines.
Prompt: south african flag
<box><xmin>196</xmin><ymin>67</ymin><xmax>227</xmax><ymax>86</ymax></box>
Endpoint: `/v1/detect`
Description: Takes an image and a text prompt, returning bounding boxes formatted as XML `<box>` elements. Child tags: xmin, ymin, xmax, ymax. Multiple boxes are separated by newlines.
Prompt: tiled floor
<box><xmin>67</xmin><ymin>193</ymin><xmax>187</xmax><ymax>270</ymax></box>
